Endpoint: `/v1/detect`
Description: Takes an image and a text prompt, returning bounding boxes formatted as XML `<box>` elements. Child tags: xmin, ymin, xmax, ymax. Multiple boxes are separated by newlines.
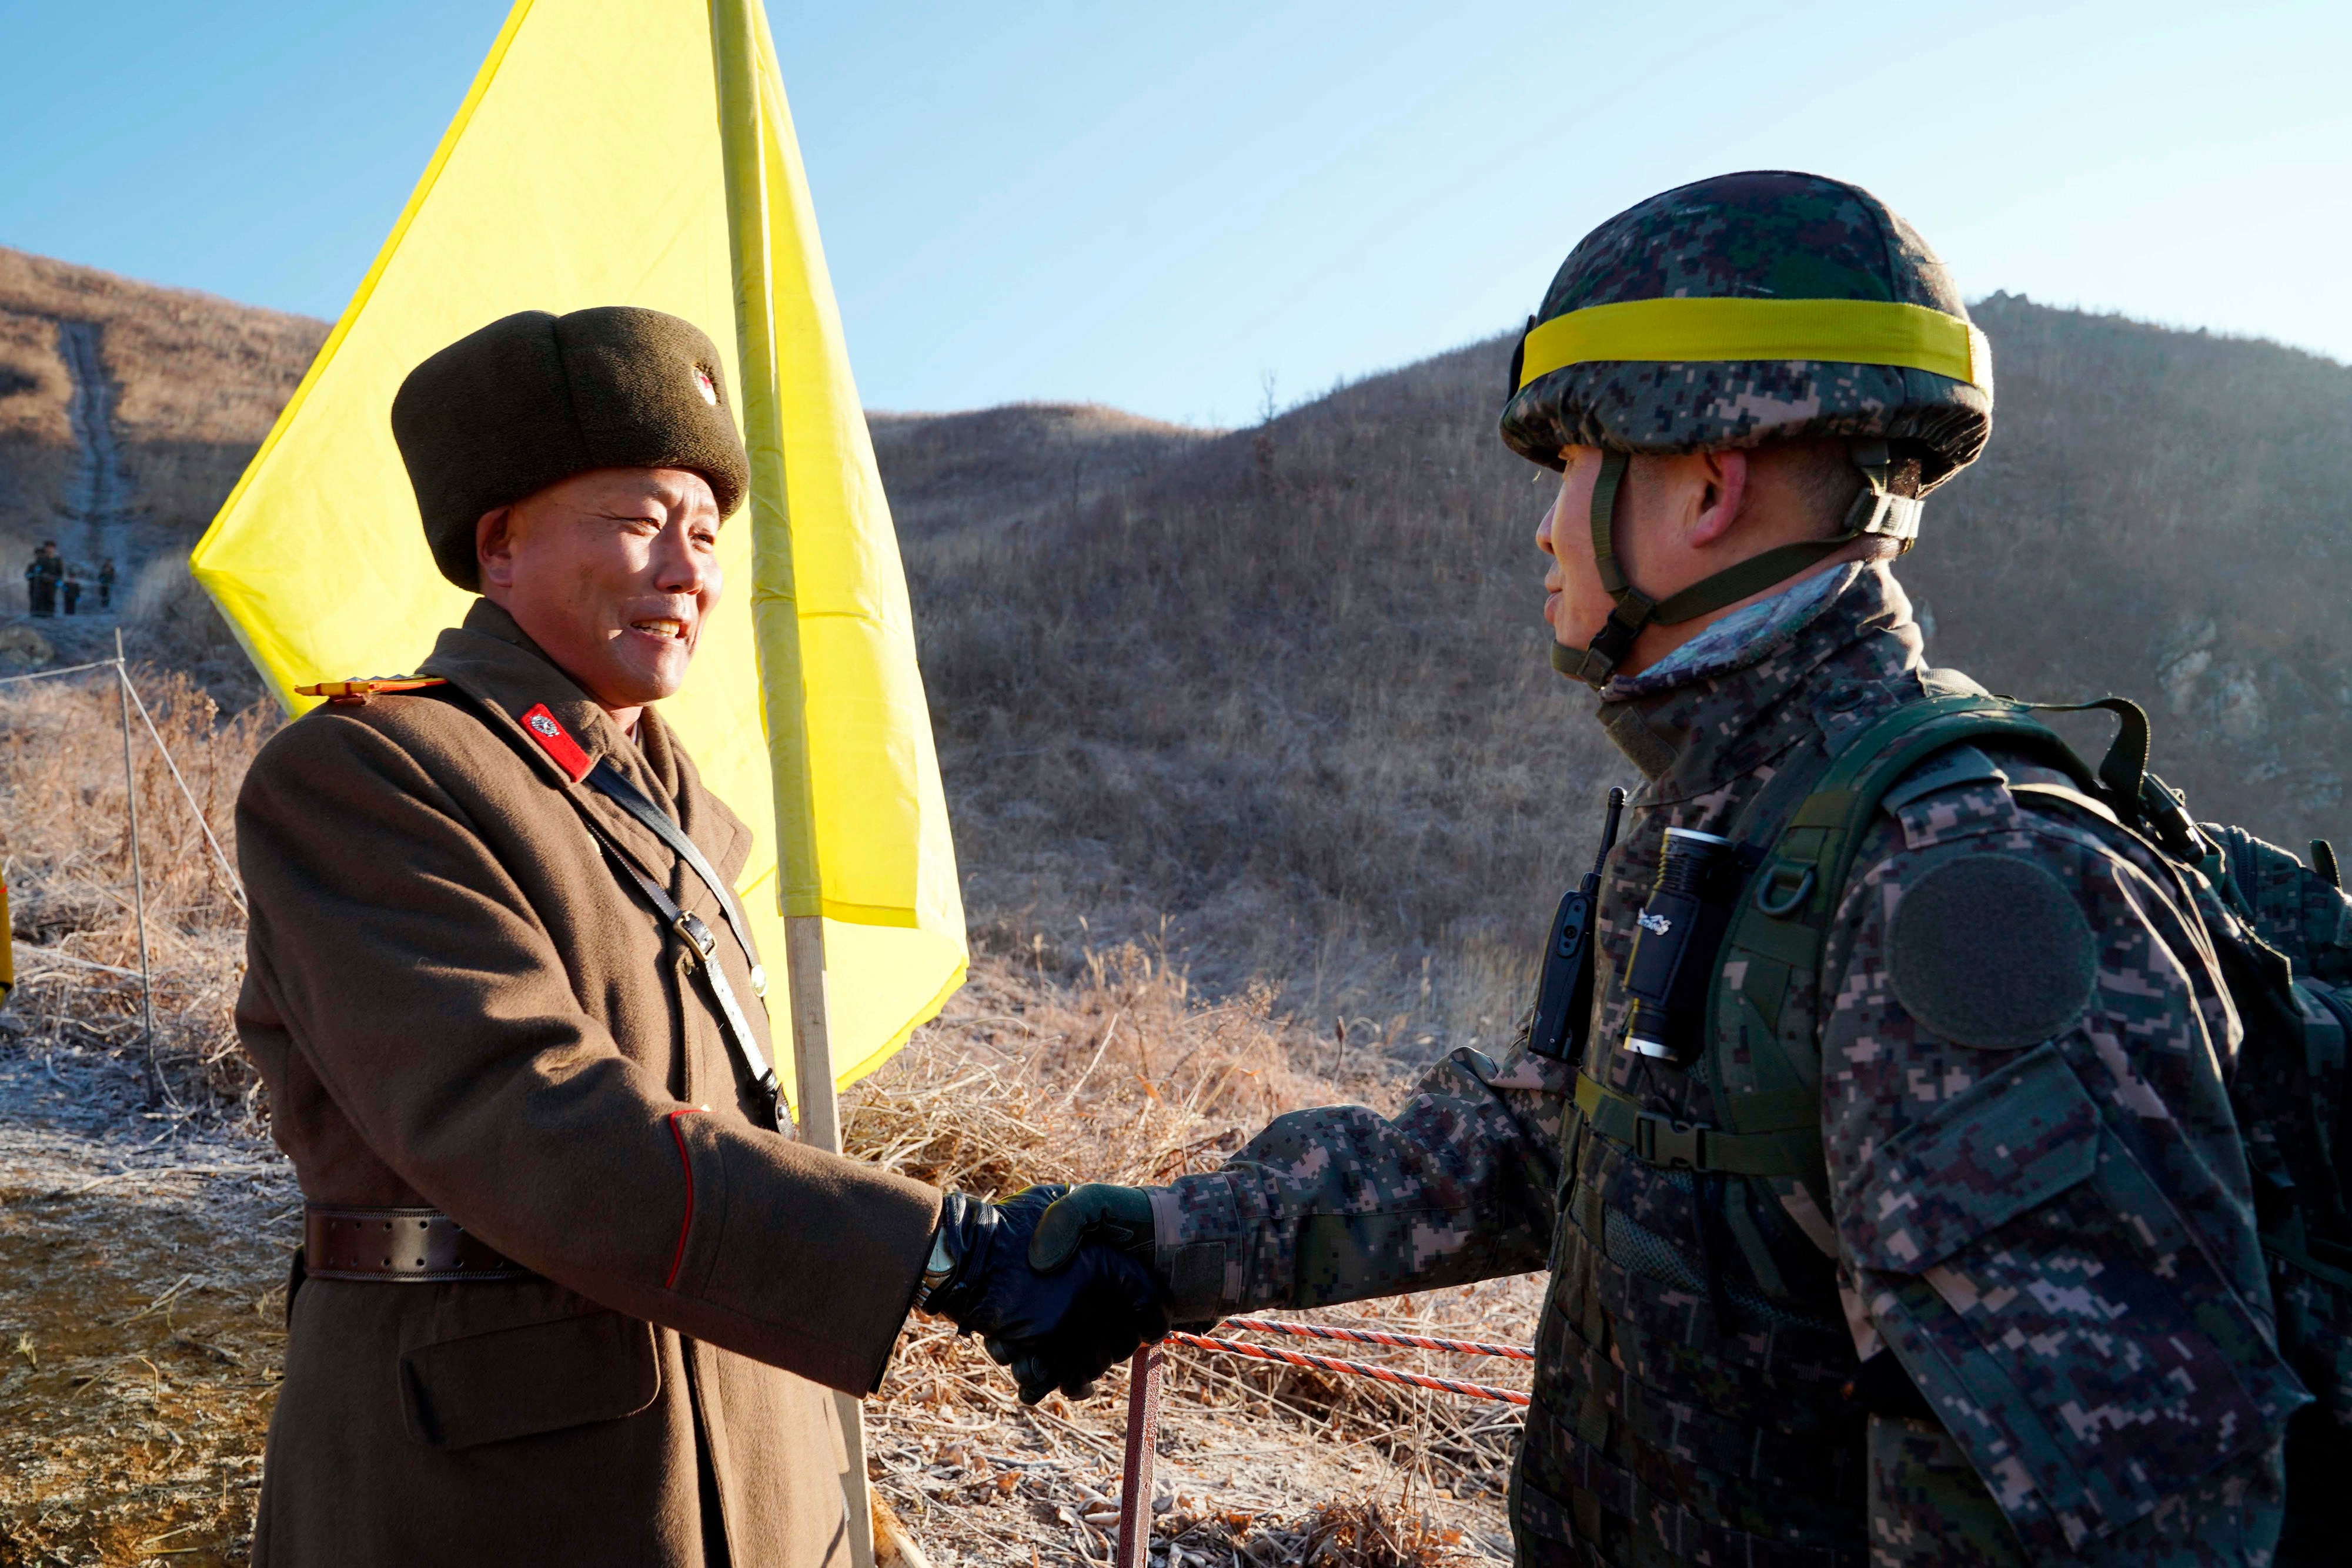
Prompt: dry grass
<box><xmin>1905</xmin><ymin>293</ymin><xmax>2352</xmax><ymax>845</ymax></box>
<box><xmin>841</xmin><ymin>937</ymin><xmax>1535</xmax><ymax>1566</ymax></box>
<box><xmin>1</xmin><ymin>664</ymin><xmax>268</xmax><ymax>1120</ymax></box>
<box><xmin>894</xmin><ymin>340</ymin><xmax>1623</xmax><ymax>1035</ymax></box>
<box><xmin>0</xmin><ymin>672</ymin><xmax>1522</xmax><ymax>1565</ymax></box>
<box><xmin>0</xmin><ymin>1101</ymin><xmax>295</xmax><ymax>1568</ymax></box>
<box><xmin>0</xmin><ymin>661</ymin><xmax>292</xmax><ymax>1568</ymax></box>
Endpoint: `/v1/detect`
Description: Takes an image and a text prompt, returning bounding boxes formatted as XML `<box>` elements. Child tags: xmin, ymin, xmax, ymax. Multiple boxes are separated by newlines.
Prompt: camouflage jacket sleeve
<box><xmin>1819</xmin><ymin>764</ymin><xmax>2310</xmax><ymax>1561</ymax></box>
<box><xmin>1146</xmin><ymin>1039</ymin><xmax>1572</xmax><ymax>1325</ymax></box>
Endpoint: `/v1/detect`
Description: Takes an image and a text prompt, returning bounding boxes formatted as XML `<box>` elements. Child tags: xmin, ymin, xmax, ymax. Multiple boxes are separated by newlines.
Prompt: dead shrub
<box><xmin>0</xmin><ymin>663</ymin><xmax>273</xmax><ymax>1118</ymax></box>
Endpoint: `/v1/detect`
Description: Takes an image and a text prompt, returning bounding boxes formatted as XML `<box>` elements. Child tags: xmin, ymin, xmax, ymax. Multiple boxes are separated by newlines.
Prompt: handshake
<box><xmin>915</xmin><ymin>1182</ymin><xmax>1172</xmax><ymax>1404</ymax></box>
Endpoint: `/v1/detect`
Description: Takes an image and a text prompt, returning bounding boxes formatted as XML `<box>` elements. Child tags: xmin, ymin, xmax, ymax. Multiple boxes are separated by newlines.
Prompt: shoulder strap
<box><xmin>582</xmin><ymin>758</ymin><xmax>764</xmax><ymax>995</ymax></box>
<box><xmin>1571</xmin><ymin>695</ymin><xmax>2089</xmax><ymax>1186</ymax></box>
<box><xmin>1705</xmin><ymin>695</ymin><xmax>2100</xmax><ymax>1186</ymax></box>
<box><xmin>1571</xmin><ymin>695</ymin><xmax>2100</xmax><ymax>1193</ymax></box>
<box><xmin>576</xmin><ymin>809</ymin><xmax>784</xmax><ymax>1131</ymax></box>
<box><xmin>1739</xmin><ymin>695</ymin><xmax>2097</xmax><ymax>943</ymax></box>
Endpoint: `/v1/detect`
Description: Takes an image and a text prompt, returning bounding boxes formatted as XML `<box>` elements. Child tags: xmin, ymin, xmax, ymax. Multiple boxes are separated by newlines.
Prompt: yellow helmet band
<box><xmin>1517</xmin><ymin>296</ymin><xmax>1992</xmax><ymax>394</ymax></box>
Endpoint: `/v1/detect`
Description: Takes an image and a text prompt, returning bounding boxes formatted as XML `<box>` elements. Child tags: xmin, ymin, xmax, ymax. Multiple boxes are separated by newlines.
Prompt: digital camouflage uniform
<box><xmin>1151</xmin><ymin>563</ymin><xmax>2303</xmax><ymax>1564</ymax></box>
<box><xmin>1107</xmin><ymin>173</ymin><xmax>2311</xmax><ymax>1564</ymax></box>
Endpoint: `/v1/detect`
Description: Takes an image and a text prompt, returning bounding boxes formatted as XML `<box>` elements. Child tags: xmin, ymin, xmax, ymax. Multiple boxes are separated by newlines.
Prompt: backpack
<box><xmin>1658</xmin><ymin>686</ymin><xmax>2352</xmax><ymax>1552</ymax></box>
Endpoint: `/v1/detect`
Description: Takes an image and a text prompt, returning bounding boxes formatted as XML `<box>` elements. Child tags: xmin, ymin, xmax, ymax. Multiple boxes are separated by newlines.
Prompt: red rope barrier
<box><xmin>1217</xmin><ymin>1315</ymin><xmax>1534</xmax><ymax>1362</ymax></box>
<box><xmin>1166</xmin><ymin>1330</ymin><xmax>1531</xmax><ymax>1407</ymax></box>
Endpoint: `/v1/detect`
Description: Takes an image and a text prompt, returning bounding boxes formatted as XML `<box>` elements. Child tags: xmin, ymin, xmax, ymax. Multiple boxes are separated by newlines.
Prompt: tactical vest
<box><xmin>1519</xmin><ymin>682</ymin><xmax>2352</xmax><ymax>1566</ymax></box>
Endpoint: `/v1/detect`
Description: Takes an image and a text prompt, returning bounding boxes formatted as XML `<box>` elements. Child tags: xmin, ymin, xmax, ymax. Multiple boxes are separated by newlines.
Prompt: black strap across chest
<box><xmin>575</xmin><ymin>761</ymin><xmax>781</xmax><ymax>1131</ymax></box>
<box><xmin>582</xmin><ymin>757</ymin><xmax>763</xmax><ymax>988</ymax></box>
<box><xmin>576</xmin><ymin>806</ymin><xmax>783</xmax><ymax>1131</ymax></box>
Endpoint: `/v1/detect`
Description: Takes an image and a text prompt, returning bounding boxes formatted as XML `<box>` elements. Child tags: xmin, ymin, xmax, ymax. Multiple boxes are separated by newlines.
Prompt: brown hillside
<box><xmin>894</xmin><ymin>338</ymin><xmax>1615</xmax><ymax>1032</ymax></box>
<box><xmin>0</xmin><ymin>248</ymin><xmax>327</xmax><ymax>645</ymax></box>
<box><xmin>0</xmin><ymin>248</ymin><xmax>326</xmax><ymax>525</ymax></box>
<box><xmin>884</xmin><ymin>296</ymin><xmax>2352</xmax><ymax>1029</ymax></box>
<box><xmin>0</xmin><ymin>249</ymin><xmax>327</xmax><ymax>690</ymax></box>
<box><xmin>1908</xmin><ymin>294</ymin><xmax>2352</xmax><ymax>843</ymax></box>
<box><xmin>870</xmin><ymin>402</ymin><xmax>1212</xmax><ymax>543</ymax></box>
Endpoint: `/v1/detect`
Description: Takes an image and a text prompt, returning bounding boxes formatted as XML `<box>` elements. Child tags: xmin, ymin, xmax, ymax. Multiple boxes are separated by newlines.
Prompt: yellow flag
<box><xmin>191</xmin><ymin>0</ymin><xmax>965</xmax><ymax>1090</ymax></box>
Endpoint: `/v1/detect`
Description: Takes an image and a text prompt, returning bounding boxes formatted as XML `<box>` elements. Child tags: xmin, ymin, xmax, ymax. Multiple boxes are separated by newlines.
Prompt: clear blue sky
<box><xmin>4</xmin><ymin>1</ymin><xmax>2346</xmax><ymax>428</ymax></box>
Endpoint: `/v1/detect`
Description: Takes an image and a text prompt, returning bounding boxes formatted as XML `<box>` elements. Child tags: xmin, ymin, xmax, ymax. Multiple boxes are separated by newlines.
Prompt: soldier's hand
<box><xmin>920</xmin><ymin>1185</ymin><xmax>1169</xmax><ymax>1405</ymax></box>
<box><xmin>1027</xmin><ymin>1183</ymin><xmax>1157</xmax><ymax>1272</ymax></box>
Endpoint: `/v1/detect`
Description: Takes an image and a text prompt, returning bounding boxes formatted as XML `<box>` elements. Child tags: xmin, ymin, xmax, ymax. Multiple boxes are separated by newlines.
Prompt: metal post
<box><xmin>1115</xmin><ymin>1347</ymin><xmax>1162</xmax><ymax>1568</ymax></box>
<box><xmin>115</xmin><ymin>628</ymin><xmax>153</xmax><ymax>1044</ymax></box>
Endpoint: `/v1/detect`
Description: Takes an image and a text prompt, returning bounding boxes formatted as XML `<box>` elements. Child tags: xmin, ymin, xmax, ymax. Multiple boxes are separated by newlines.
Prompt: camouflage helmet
<box><xmin>1502</xmin><ymin>170</ymin><xmax>1994</xmax><ymax>686</ymax></box>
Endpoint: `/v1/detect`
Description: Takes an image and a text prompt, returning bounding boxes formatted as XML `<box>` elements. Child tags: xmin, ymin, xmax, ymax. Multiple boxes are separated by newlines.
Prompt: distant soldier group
<box><xmin>22</xmin><ymin>542</ymin><xmax>115</xmax><ymax>617</ymax></box>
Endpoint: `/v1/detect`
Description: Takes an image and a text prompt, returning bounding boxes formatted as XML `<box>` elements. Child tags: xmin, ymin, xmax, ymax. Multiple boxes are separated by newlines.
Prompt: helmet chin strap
<box><xmin>1551</xmin><ymin>440</ymin><xmax>1923</xmax><ymax>689</ymax></box>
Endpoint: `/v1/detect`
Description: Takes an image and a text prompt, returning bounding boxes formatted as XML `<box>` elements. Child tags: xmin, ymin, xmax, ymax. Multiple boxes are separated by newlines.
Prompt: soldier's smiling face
<box><xmin>475</xmin><ymin>466</ymin><xmax>723</xmax><ymax>728</ymax></box>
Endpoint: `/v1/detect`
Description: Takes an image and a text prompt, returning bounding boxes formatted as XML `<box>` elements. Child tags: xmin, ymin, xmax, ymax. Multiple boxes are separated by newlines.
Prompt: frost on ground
<box><xmin>0</xmin><ymin>1042</ymin><xmax>295</xmax><ymax>1567</ymax></box>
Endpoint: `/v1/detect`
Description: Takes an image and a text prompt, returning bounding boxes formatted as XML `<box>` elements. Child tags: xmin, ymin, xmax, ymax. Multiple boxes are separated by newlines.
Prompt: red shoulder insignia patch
<box><xmin>517</xmin><ymin>703</ymin><xmax>593</xmax><ymax>783</ymax></box>
<box><xmin>293</xmin><ymin>674</ymin><xmax>449</xmax><ymax>706</ymax></box>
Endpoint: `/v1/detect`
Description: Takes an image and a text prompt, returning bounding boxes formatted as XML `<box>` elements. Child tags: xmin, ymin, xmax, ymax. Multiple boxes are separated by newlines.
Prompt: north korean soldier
<box><xmin>235</xmin><ymin>306</ymin><xmax>1166</xmax><ymax>1567</ymax></box>
<box><xmin>1021</xmin><ymin>172</ymin><xmax>2315</xmax><ymax>1564</ymax></box>
<box><xmin>24</xmin><ymin>541</ymin><xmax>57</xmax><ymax>617</ymax></box>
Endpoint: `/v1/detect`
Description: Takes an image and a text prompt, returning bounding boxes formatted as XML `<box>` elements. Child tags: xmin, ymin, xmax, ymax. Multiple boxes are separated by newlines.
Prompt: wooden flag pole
<box><xmin>709</xmin><ymin>4</ymin><xmax>873</xmax><ymax>1564</ymax></box>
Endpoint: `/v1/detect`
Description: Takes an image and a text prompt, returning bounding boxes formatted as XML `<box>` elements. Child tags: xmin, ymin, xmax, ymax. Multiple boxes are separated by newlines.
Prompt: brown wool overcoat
<box><xmin>236</xmin><ymin>600</ymin><xmax>941</xmax><ymax>1567</ymax></box>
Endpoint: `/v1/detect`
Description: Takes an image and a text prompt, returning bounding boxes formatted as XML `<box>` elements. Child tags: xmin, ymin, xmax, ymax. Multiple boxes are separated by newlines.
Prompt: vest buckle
<box><xmin>1633</xmin><ymin>1113</ymin><xmax>1706</xmax><ymax>1170</ymax></box>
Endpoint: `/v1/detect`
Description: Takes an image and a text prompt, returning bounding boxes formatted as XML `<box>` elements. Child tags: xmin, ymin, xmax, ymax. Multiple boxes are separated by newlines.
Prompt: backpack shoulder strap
<box><xmin>1576</xmin><ymin>694</ymin><xmax>2100</xmax><ymax>1188</ymax></box>
<box><xmin>1737</xmin><ymin>694</ymin><xmax>2095</xmax><ymax>946</ymax></box>
<box><xmin>1695</xmin><ymin>695</ymin><xmax>2096</xmax><ymax>1193</ymax></box>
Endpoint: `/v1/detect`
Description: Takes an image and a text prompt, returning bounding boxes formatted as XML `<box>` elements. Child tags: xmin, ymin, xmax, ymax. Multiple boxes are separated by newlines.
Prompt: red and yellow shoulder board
<box><xmin>294</xmin><ymin>675</ymin><xmax>450</xmax><ymax>704</ymax></box>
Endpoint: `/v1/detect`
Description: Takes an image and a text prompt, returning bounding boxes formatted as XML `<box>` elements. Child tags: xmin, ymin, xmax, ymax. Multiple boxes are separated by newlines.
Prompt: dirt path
<box><xmin>25</xmin><ymin>319</ymin><xmax>146</xmax><ymax>665</ymax></box>
<box><xmin>53</xmin><ymin>320</ymin><xmax>136</xmax><ymax>609</ymax></box>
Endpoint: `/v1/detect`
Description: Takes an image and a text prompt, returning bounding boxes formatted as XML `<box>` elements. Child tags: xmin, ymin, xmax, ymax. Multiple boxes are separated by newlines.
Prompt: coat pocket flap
<box><xmin>1841</xmin><ymin>1043</ymin><xmax>2099</xmax><ymax>1273</ymax></box>
<box><xmin>400</xmin><ymin>1310</ymin><xmax>661</xmax><ymax>1450</ymax></box>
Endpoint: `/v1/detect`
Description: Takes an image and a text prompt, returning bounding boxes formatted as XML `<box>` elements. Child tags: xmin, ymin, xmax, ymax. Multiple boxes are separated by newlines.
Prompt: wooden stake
<box><xmin>1115</xmin><ymin>1346</ymin><xmax>1162</xmax><ymax>1568</ymax></box>
<box><xmin>115</xmin><ymin>629</ymin><xmax>153</xmax><ymax>1045</ymax></box>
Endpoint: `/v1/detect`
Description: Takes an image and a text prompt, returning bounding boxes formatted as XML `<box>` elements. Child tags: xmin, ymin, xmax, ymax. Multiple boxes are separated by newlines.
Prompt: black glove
<box><xmin>920</xmin><ymin>1186</ymin><xmax>1168</xmax><ymax>1404</ymax></box>
<box><xmin>1028</xmin><ymin>1182</ymin><xmax>1157</xmax><ymax>1271</ymax></box>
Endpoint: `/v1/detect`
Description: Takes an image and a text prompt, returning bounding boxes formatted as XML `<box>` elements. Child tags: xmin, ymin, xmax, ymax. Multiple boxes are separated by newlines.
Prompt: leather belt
<box><xmin>303</xmin><ymin>1205</ymin><xmax>534</xmax><ymax>1283</ymax></box>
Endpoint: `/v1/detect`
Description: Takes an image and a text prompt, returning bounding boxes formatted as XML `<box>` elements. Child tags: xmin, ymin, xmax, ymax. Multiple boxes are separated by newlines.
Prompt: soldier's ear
<box><xmin>476</xmin><ymin>505</ymin><xmax>519</xmax><ymax>593</ymax></box>
<box><xmin>1688</xmin><ymin>449</ymin><xmax>1748</xmax><ymax>549</ymax></box>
